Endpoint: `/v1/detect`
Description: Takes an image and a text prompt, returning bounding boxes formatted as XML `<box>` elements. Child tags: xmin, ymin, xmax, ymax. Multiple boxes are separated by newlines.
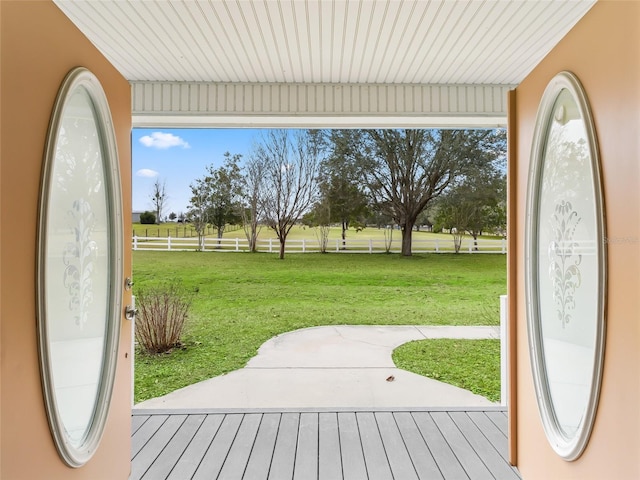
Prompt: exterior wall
<box><xmin>0</xmin><ymin>2</ymin><xmax>132</xmax><ymax>479</ymax></box>
<box><xmin>513</xmin><ymin>2</ymin><xmax>640</xmax><ymax>479</ymax></box>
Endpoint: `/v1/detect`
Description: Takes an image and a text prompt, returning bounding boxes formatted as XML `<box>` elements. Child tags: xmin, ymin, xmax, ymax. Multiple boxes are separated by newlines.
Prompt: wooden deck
<box><xmin>131</xmin><ymin>408</ymin><xmax>521</xmax><ymax>480</ymax></box>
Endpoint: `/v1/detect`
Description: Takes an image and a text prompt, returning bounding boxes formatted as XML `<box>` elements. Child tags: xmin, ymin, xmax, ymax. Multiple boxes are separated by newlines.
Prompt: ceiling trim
<box><xmin>131</xmin><ymin>82</ymin><xmax>512</xmax><ymax>128</ymax></box>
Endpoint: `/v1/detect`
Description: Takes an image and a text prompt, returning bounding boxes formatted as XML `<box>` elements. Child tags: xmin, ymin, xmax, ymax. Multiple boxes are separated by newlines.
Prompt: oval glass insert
<box><xmin>525</xmin><ymin>71</ymin><xmax>606</xmax><ymax>460</ymax></box>
<box><xmin>37</xmin><ymin>67</ymin><xmax>123</xmax><ymax>467</ymax></box>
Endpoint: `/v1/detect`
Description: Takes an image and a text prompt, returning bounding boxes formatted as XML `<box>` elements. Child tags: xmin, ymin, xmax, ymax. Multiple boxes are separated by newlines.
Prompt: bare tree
<box><xmin>255</xmin><ymin>129</ymin><xmax>322</xmax><ymax>259</ymax></box>
<box><xmin>150</xmin><ymin>179</ymin><xmax>168</xmax><ymax>224</ymax></box>
<box><xmin>241</xmin><ymin>153</ymin><xmax>266</xmax><ymax>252</ymax></box>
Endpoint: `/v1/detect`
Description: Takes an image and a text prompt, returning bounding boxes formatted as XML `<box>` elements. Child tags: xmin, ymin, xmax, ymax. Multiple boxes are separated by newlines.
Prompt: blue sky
<box><xmin>132</xmin><ymin>128</ymin><xmax>266</xmax><ymax>216</ymax></box>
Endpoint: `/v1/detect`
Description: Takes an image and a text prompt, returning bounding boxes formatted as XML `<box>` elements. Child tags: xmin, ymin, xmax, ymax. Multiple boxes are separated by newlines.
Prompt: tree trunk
<box><xmin>249</xmin><ymin>229</ymin><xmax>257</xmax><ymax>252</ymax></box>
<box><xmin>401</xmin><ymin>222</ymin><xmax>414</xmax><ymax>256</ymax></box>
<box><xmin>278</xmin><ymin>238</ymin><xmax>286</xmax><ymax>259</ymax></box>
<box><xmin>341</xmin><ymin>221</ymin><xmax>347</xmax><ymax>249</ymax></box>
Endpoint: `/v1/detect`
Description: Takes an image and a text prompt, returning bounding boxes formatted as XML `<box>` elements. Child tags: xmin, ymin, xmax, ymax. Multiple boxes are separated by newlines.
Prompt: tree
<box><xmin>168</xmin><ymin>212</ymin><xmax>177</xmax><ymax>221</ymax></box>
<box><xmin>355</xmin><ymin>129</ymin><xmax>505</xmax><ymax>256</ymax></box>
<box><xmin>435</xmin><ymin>167</ymin><xmax>507</xmax><ymax>250</ymax></box>
<box><xmin>187</xmin><ymin>178</ymin><xmax>210</xmax><ymax>250</ymax></box>
<box><xmin>255</xmin><ymin>129</ymin><xmax>322</xmax><ymax>259</ymax></box>
<box><xmin>241</xmin><ymin>153</ymin><xmax>266</xmax><ymax>252</ymax></box>
<box><xmin>322</xmin><ymin>130</ymin><xmax>370</xmax><ymax>245</ymax></box>
<box><xmin>204</xmin><ymin>152</ymin><xmax>243</xmax><ymax>239</ymax></box>
<box><xmin>139</xmin><ymin>211</ymin><xmax>156</xmax><ymax>225</ymax></box>
<box><xmin>302</xmin><ymin>192</ymin><xmax>332</xmax><ymax>253</ymax></box>
<box><xmin>150</xmin><ymin>179</ymin><xmax>167</xmax><ymax>224</ymax></box>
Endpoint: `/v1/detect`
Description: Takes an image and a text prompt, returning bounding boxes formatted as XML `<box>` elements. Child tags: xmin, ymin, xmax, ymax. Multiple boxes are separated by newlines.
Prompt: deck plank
<box><xmin>485</xmin><ymin>410</ymin><xmax>508</xmax><ymax>433</ymax></box>
<box><xmin>243</xmin><ymin>413</ymin><xmax>281</xmax><ymax>480</ymax></box>
<box><xmin>393</xmin><ymin>412</ymin><xmax>444</xmax><ymax>480</ymax></box>
<box><xmin>130</xmin><ymin>415</ymin><xmax>186</xmax><ymax>479</ymax></box>
<box><xmin>466</xmin><ymin>411</ymin><xmax>509</xmax><ymax>461</ymax></box>
<box><xmin>375</xmin><ymin>412</ymin><xmax>419</xmax><ymax>480</ymax></box>
<box><xmin>318</xmin><ymin>412</ymin><xmax>343</xmax><ymax>480</ymax></box>
<box><xmin>217</xmin><ymin>413</ymin><xmax>263</xmax><ymax>480</ymax></box>
<box><xmin>166</xmin><ymin>414</ymin><xmax>225</xmax><ymax>480</ymax></box>
<box><xmin>294</xmin><ymin>412</ymin><xmax>319</xmax><ymax>480</ymax></box>
<box><xmin>430</xmin><ymin>412</ymin><xmax>494</xmax><ymax>480</ymax></box>
<box><xmin>192</xmin><ymin>413</ymin><xmax>244</xmax><ymax>480</ymax></box>
<box><xmin>356</xmin><ymin>412</ymin><xmax>394</xmax><ymax>480</ymax></box>
<box><xmin>131</xmin><ymin>415</ymin><xmax>150</xmax><ymax>436</ymax></box>
<box><xmin>449</xmin><ymin>412</ymin><xmax>520</xmax><ymax>480</ymax></box>
<box><xmin>337</xmin><ymin>412</ymin><xmax>368</xmax><ymax>480</ymax></box>
<box><xmin>132</xmin><ymin>409</ymin><xmax>520</xmax><ymax>480</ymax></box>
<box><xmin>141</xmin><ymin>414</ymin><xmax>207</xmax><ymax>480</ymax></box>
<box><xmin>412</xmin><ymin>412</ymin><xmax>469</xmax><ymax>479</ymax></box>
<box><xmin>131</xmin><ymin>414</ymin><xmax>168</xmax><ymax>458</ymax></box>
<box><xmin>268</xmin><ymin>412</ymin><xmax>300</xmax><ymax>480</ymax></box>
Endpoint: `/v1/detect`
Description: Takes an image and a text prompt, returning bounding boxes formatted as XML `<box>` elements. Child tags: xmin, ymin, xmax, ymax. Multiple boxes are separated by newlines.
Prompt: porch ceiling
<box><xmin>53</xmin><ymin>0</ymin><xmax>596</xmax><ymax>126</ymax></box>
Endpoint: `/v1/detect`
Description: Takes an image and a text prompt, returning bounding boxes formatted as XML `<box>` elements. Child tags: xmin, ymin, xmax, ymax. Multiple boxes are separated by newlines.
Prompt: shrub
<box><xmin>140</xmin><ymin>211</ymin><xmax>156</xmax><ymax>224</ymax></box>
<box><xmin>134</xmin><ymin>282</ymin><xmax>193</xmax><ymax>354</ymax></box>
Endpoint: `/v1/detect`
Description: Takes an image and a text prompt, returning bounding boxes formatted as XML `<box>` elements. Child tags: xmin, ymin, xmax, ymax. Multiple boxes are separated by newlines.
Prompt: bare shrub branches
<box><xmin>135</xmin><ymin>282</ymin><xmax>193</xmax><ymax>354</ymax></box>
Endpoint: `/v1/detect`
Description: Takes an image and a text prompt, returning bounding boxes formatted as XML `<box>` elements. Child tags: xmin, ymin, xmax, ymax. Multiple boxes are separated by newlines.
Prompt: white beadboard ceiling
<box><xmin>54</xmin><ymin>0</ymin><xmax>595</xmax><ymax>85</ymax></box>
<box><xmin>54</xmin><ymin>0</ymin><xmax>596</xmax><ymax>124</ymax></box>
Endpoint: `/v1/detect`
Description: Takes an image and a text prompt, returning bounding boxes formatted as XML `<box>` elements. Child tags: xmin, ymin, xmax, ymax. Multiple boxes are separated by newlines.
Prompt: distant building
<box><xmin>132</xmin><ymin>211</ymin><xmax>144</xmax><ymax>223</ymax></box>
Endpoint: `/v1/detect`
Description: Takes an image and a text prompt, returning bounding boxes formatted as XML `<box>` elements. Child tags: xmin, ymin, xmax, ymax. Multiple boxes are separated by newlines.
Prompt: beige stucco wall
<box><xmin>513</xmin><ymin>1</ymin><xmax>640</xmax><ymax>478</ymax></box>
<box><xmin>0</xmin><ymin>1</ymin><xmax>132</xmax><ymax>478</ymax></box>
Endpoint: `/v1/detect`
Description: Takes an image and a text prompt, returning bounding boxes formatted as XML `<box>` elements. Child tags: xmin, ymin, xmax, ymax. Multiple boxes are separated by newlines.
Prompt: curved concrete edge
<box><xmin>134</xmin><ymin>325</ymin><xmax>500</xmax><ymax>409</ymax></box>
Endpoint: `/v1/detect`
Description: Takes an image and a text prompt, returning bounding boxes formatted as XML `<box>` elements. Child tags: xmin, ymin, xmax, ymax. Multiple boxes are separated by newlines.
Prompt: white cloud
<box><xmin>139</xmin><ymin>132</ymin><xmax>190</xmax><ymax>149</ymax></box>
<box><xmin>136</xmin><ymin>169</ymin><xmax>159</xmax><ymax>178</ymax></box>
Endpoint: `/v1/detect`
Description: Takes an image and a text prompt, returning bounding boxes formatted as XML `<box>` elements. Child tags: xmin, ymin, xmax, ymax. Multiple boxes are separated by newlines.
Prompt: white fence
<box><xmin>132</xmin><ymin>236</ymin><xmax>506</xmax><ymax>254</ymax></box>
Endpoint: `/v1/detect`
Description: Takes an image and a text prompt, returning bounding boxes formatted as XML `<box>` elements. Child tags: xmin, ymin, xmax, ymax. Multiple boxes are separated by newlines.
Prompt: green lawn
<box><xmin>133</xmin><ymin>251</ymin><xmax>506</xmax><ymax>402</ymax></box>
<box><xmin>393</xmin><ymin>338</ymin><xmax>502</xmax><ymax>402</ymax></box>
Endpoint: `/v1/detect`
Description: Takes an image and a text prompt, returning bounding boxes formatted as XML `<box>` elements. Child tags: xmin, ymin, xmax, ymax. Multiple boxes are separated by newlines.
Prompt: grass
<box><xmin>133</xmin><ymin>251</ymin><xmax>506</xmax><ymax>403</ymax></box>
<box><xmin>392</xmin><ymin>339</ymin><xmax>501</xmax><ymax>402</ymax></box>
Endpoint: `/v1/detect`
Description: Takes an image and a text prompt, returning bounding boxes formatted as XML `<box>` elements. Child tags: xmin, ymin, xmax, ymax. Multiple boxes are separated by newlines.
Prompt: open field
<box><xmin>133</xmin><ymin>251</ymin><xmax>506</xmax><ymax>402</ymax></box>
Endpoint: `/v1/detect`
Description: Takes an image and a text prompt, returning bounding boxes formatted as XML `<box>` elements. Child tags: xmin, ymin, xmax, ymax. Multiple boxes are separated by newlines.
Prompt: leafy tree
<box><xmin>255</xmin><ymin>129</ymin><xmax>322</xmax><ymax>259</ymax></box>
<box><xmin>150</xmin><ymin>179</ymin><xmax>167</xmax><ymax>224</ymax></box>
<box><xmin>139</xmin><ymin>211</ymin><xmax>156</xmax><ymax>225</ymax></box>
<box><xmin>355</xmin><ymin>129</ymin><xmax>505</xmax><ymax>256</ymax></box>
<box><xmin>435</xmin><ymin>167</ymin><xmax>507</xmax><ymax>250</ymax></box>
<box><xmin>322</xmin><ymin>130</ymin><xmax>370</xmax><ymax>245</ymax></box>
<box><xmin>204</xmin><ymin>152</ymin><xmax>243</xmax><ymax>239</ymax></box>
<box><xmin>187</xmin><ymin>152</ymin><xmax>244</xmax><ymax>248</ymax></box>
<box><xmin>168</xmin><ymin>212</ymin><xmax>177</xmax><ymax>221</ymax></box>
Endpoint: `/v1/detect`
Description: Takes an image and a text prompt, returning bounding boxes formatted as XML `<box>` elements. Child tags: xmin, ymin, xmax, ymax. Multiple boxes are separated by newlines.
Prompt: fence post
<box><xmin>167</xmin><ymin>235</ymin><xmax>171</xmax><ymax>251</ymax></box>
<box><xmin>502</xmin><ymin>238</ymin><xmax>506</xmax><ymax>254</ymax></box>
<box><xmin>435</xmin><ymin>239</ymin><xmax>439</xmax><ymax>253</ymax></box>
<box><xmin>235</xmin><ymin>238</ymin><xmax>239</xmax><ymax>252</ymax></box>
<box><xmin>269</xmin><ymin>238</ymin><xmax>273</xmax><ymax>253</ymax></box>
<box><xmin>302</xmin><ymin>238</ymin><xmax>306</xmax><ymax>253</ymax></box>
<box><xmin>133</xmin><ymin>235</ymin><xmax>137</xmax><ymax>250</ymax></box>
<box><xmin>336</xmin><ymin>239</ymin><xmax>339</xmax><ymax>252</ymax></box>
<box><xmin>468</xmin><ymin>240</ymin><xmax>472</xmax><ymax>253</ymax></box>
<box><xmin>369</xmin><ymin>239</ymin><xmax>373</xmax><ymax>254</ymax></box>
<box><xmin>500</xmin><ymin>295</ymin><xmax>508</xmax><ymax>406</ymax></box>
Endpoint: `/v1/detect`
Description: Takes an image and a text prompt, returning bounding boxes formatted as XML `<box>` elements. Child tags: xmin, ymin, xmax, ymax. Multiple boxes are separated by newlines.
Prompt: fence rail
<box><xmin>132</xmin><ymin>236</ymin><xmax>506</xmax><ymax>254</ymax></box>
